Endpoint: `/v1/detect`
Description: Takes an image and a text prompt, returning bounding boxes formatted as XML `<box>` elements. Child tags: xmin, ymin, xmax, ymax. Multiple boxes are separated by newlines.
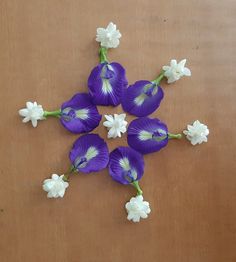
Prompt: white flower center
<box><xmin>106</xmin><ymin>32</ymin><xmax>112</xmax><ymax>40</ymax></box>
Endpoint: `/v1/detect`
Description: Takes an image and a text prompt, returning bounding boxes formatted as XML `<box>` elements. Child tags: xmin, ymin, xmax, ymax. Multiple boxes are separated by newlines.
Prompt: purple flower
<box><xmin>69</xmin><ymin>134</ymin><xmax>109</xmax><ymax>173</ymax></box>
<box><xmin>60</xmin><ymin>93</ymin><xmax>101</xmax><ymax>134</ymax></box>
<box><xmin>108</xmin><ymin>147</ymin><xmax>144</xmax><ymax>185</ymax></box>
<box><xmin>121</xmin><ymin>80</ymin><xmax>164</xmax><ymax>117</ymax></box>
<box><xmin>88</xmin><ymin>62</ymin><xmax>128</xmax><ymax>106</ymax></box>
<box><xmin>127</xmin><ymin>117</ymin><xmax>169</xmax><ymax>154</ymax></box>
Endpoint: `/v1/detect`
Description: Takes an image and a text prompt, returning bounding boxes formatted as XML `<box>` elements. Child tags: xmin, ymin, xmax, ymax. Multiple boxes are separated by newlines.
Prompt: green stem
<box><xmin>63</xmin><ymin>166</ymin><xmax>76</xmax><ymax>182</ymax></box>
<box><xmin>168</xmin><ymin>133</ymin><xmax>182</xmax><ymax>140</ymax></box>
<box><xmin>152</xmin><ymin>71</ymin><xmax>165</xmax><ymax>85</ymax></box>
<box><xmin>43</xmin><ymin>110</ymin><xmax>61</xmax><ymax>118</ymax></box>
<box><xmin>132</xmin><ymin>181</ymin><xmax>143</xmax><ymax>196</ymax></box>
<box><xmin>99</xmin><ymin>47</ymin><xmax>108</xmax><ymax>63</ymax></box>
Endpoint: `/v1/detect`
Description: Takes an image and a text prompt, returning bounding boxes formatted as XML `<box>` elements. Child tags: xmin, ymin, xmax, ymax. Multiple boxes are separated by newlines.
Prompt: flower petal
<box><xmin>108</xmin><ymin>147</ymin><xmax>144</xmax><ymax>184</ymax></box>
<box><xmin>26</xmin><ymin>102</ymin><xmax>34</xmax><ymax>109</ymax></box>
<box><xmin>31</xmin><ymin>118</ymin><xmax>38</xmax><ymax>127</ymax></box>
<box><xmin>127</xmin><ymin>117</ymin><xmax>169</xmax><ymax>154</ymax></box>
<box><xmin>69</xmin><ymin>134</ymin><xmax>109</xmax><ymax>173</ymax></box>
<box><xmin>178</xmin><ymin>59</ymin><xmax>186</xmax><ymax>68</ymax></box>
<box><xmin>22</xmin><ymin>116</ymin><xmax>30</xmax><ymax>123</ymax></box>
<box><xmin>183</xmin><ymin>67</ymin><xmax>191</xmax><ymax>76</ymax></box>
<box><xmin>121</xmin><ymin>80</ymin><xmax>164</xmax><ymax>117</ymax></box>
<box><xmin>88</xmin><ymin>62</ymin><xmax>128</xmax><ymax>106</ymax></box>
<box><xmin>60</xmin><ymin>93</ymin><xmax>101</xmax><ymax>134</ymax></box>
<box><xmin>19</xmin><ymin>109</ymin><xmax>29</xmax><ymax>117</ymax></box>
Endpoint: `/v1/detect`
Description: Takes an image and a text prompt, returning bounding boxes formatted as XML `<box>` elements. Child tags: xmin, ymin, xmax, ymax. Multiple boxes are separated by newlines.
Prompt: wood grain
<box><xmin>0</xmin><ymin>0</ymin><xmax>236</xmax><ymax>261</ymax></box>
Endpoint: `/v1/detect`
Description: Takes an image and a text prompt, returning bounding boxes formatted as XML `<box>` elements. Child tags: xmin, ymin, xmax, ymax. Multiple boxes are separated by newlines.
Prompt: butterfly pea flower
<box><xmin>19</xmin><ymin>93</ymin><xmax>102</xmax><ymax>134</ymax></box>
<box><xmin>127</xmin><ymin>117</ymin><xmax>182</xmax><ymax>154</ymax></box>
<box><xmin>121</xmin><ymin>75</ymin><xmax>164</xmax><ymax>117</ymax></box>
<box><xmin>42</xmin><ymin>134</ymin><xmax>109</xmax><ymax>198</ymax></box>
<box><xmin>69</xmin><ymin>134</ymin><xmax>109</xmax><ymax>173</ymax></box>
<box><xmin>88</xmin><ymin>61</ymin><xmax>127</xmax><ymax>106</ymax></box>
<box><xmin>59</xmin><ymin>93</ymin><xmax>101</xmax><ymax>134</ymax></box>
<box><xmin>109</xmin><ymin>147</ymin><xmax>144</xmax><ymax>187</ymax></box>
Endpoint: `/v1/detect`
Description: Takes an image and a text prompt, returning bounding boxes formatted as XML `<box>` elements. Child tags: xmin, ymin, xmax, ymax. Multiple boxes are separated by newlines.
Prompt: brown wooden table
<box><xmin>1</xmin><ymin>1</ymin><xmax>236</xmax><ymax>261</ymax></box>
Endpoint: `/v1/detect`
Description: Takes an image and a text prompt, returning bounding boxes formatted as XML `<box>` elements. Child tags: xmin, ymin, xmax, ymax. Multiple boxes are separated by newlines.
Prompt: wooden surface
<box><xmin>1</xmin><ymin>1</ymin><xmax>236</xmax><ymax>261</ymax></box>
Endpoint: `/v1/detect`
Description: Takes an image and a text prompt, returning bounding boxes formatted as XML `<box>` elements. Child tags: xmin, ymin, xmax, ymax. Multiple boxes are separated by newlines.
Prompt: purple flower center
<box><xmin>101</xmin><ymin>64</ymin><xmax>115</xmax><ymax>80</ymax></box>
<box><xmin>123</xmin><ymin>169</ymin><xmax>135</xmax><ymax>183</ymax></box>
<box><xmin>75</xmin><ymin>156</ymin><xmax>87</xmax><ymax>168</ymax></box>
<box><xmin>143</xmin><ymin>83</ymin><xmax>157</xmax><ymax>97</ymax></box>
<box><xmin>152</xmin><ymin>129</ymin><xmax>167</xmax><ymax>141</ymax></box>
<box><xmin>61</xmin><ymin>108</ymin><xmax>76</xmax><ymax>121</ymax></box>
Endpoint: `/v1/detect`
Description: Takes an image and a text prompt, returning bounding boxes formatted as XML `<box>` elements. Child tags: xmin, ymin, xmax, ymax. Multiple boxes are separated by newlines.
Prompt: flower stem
<box><xmin>63</xmin><ymin>166</ymin><xmax>76</xmax><ymax>182</ymax></box>
<box><xmin>43</xmin><ymin>110</ymin><xmax>61</xmax><ymax>118</ymax></box>
<box><xmin>152</xmin><ymin>71</ymin><xmax>165</xmax><ymax>85</ymax></box>
<box><xmin>99</xmin><ymin>47</ymin><xmax>108</xmax><ymax>63</ymax></box>
<box><xmin>168</xmin><ymin>133</ymin><xmax>182</xmax><ymax>140</ymax></box>
<box><xmin>132</xmin><ymin>181</ymin><xmax>143</xmax><ymax>196</ymax></box>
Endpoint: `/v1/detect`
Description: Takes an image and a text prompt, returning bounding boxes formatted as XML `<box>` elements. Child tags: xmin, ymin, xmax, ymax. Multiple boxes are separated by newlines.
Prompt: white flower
<box><xmin>162</xmin><ymin>59</ymin><xmax>191</xmax><ymax>84</ymax></box>
<box><xmin>43</xmin><ymin>174</ymin><xmax>69</xmax><ymax>198</ymax></box>
<box><xmin>96</xmin><ymin>22</ymin><xmax>121</xmax><ymax>48</ymax></box>
<box><xmin>103</xmin><ymin>113</ymin><xmax>128</xmax><ymax>139</ymax></box>
<box><xmin>19</xmin><ymin>101</ymin><xmax>44</xmax><ymax>127</ymax></box>
<box><xmin>125</xmin><ymin>195</ymin><xmax>151</xmax><ymax>223</ymax></box>
<box><xmin>183</xmin><ymin>120</ymin><xmax>209</xmax><ymax>145</ymax></box>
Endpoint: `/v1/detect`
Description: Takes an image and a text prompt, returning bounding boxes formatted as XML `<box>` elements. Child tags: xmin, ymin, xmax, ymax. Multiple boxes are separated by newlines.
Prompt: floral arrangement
<box><xmin>19</xmin><ymin>22</ymin><xmax>209</xmax><ymax>223</ymax></box>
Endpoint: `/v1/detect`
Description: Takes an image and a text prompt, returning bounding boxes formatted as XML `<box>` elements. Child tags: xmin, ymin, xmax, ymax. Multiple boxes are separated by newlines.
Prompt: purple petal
<box><xmin>108</xmin><ymin>147</ymin><xmax>144</xmax><ymax>185</ymax></box>
<box><xmin>69</xmin><ymin>134</ymin><xmax>109</xmax><ymax>173</ymax></box>
<box><xmin>60</xmin><ymin>93</ymin><xmax>101</xmax><ymax>134</ymax></box>
<box><xmin>88</xmin><ymin>62</ymin><xmax>128</xmax><ymax>106</ymax></box>
<box><xmin>127</xmin><ymin>117</ymin><xmax>169</xmax><ymax>154</ymax></box>
<box><xmin>121</xmin><ymin>80</ymin><xmax>164</xmax><ymax>117</ymax></box>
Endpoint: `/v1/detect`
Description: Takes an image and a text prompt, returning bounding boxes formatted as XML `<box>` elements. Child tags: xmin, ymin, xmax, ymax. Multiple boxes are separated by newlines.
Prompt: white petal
<box><xmin>116</xmin><ymin>113</ymin><xmax>126</xmax><ymax>120</ymax></box>
<box><xmin>125</xmin><ymin>202</ymin><xmax>131</xmax><ymax>210</ymax></box>
<box><xmin>117</xmin><ymin>131</ymin><xmax>121</xmax><ymax>137</ymax></box>
<box><xmin>19</xmin><ymin>109</ymin><xmax>29</xmax><ymax>117</ymax></box>
<box><xmin>52</xmin><ymin>174</ymin><xmax>59</xmax><ymax>180</ymax></box>
<box><xmin>132</xmin><ymin>215</ymin><xmax>141</xmax><ymax>223</ymax></box>
<box><xmin>140</xmin><ymin>211</ymin><xmax>148</xmax><ymax>219</ymax></box>
<box><xmin>26</xmin><ymin>102</ymin><xmax>34</xmax><ymax>109</ymax></box>
<box><xmin>108</xmin><ymin>127</ymin><xmax>117</xmax><ymax>138</ymax></box>
<box><xmin>31</xmin><ymin>119</ymin><xmax>38</xmax><ymax>127</ymax></box>
<box><xmin>162</xmin><ymin>65</ymin><xmax>170</xmax><ymax>71</ymax></box>
<box><xmin>96</xmin><ymin>28</ymin><xmax>106</xmax><ymax>35</ymax></box>
<box><xmin>107</xmin><ymin>22</ymin><xmax>116</xmax><ymax>32</ymax></box>
<box><xmin>22</xmin><ymin>116</ymin><xmax>30</xmax><ymax>123</ymax></box>
<box><xmin>127</xmin><ymin>212</ymin><xmax>134</xmax><ymax>220</ymax></box>
<box><xmin>170</xmin><ymin>59</ymin><xmax>177</xmax><ymax>67</ymax></box>
<box><xmin>190</xmin><ymin>137</ymin><xmax>199</xmax><ymax>145</ymax></box>
<box><xmin>110</xmin><ymin>38</ymin><xmax>119</xmax><ymax>48</ymax></box>
<box><xmin>58</xmin><ymin>189</ymin><xmax>65</xmax><ymax>198</ymax></box>
<box><xmin>167</xmin><ymin>76</ymin><xmax>177</xmax><ymax>84</ymax></box>
<box><xmin>103</xmin><ymin>121</ymin><xmax>113</xmax><ymax>128</ymax></box>
<box><xmin>47</xmin><ymin>191</ymin><xmax>55</xmax><ymax>198</ymax></box>
<box><xmin>178</xmin><ymin>59</ymin><xmax>187</xmax><ymax>68</ymax></box>
<box><xmin>183</xmin><ymin>67</ymin><xmax>191</xmax><ymax>76</ymax></box>
<box><xmin>113</xmin><ymin>30</ymin><xmax>121</xmax><ymax>38</ymax></box>
<box><xmin>104</xmin><ymin>115</ymin><xmax>114</xmax><ymax>122</ymax></box>
<box><xmin>119</xmin><ymin>126</ymin><xmax>127</xmax><ymax>133</ymax></box>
